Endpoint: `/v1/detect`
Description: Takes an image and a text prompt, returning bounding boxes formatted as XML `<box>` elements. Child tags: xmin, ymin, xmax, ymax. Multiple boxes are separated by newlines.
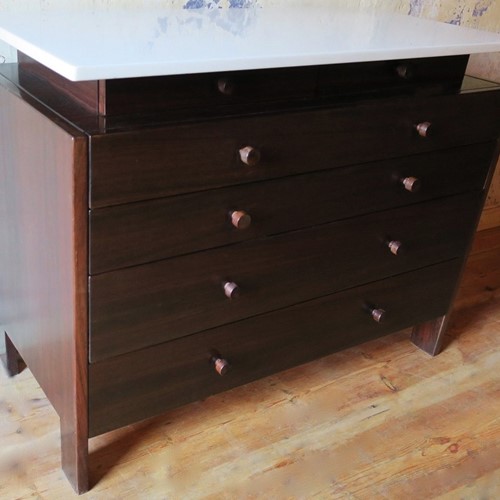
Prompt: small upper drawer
<box><xmin>103</xmin><ymin>66</ymin><xmax>317</xmax><ymax>116</ymax></box>
<box><xmin>89</xmin><ymin>259</ymin><xmax>461</xmax><ymax>436</ymax></box>
<box><xmin>317</xmin><ymin>56</ymin><xmax>468</xmax><ymax>98</ymax></box>
<box><xmin>90</xmin><ymin>143</ymin><xmax>493</xmax><ymax>274</ymax></box>
<box><xmin>102</xmin><ymin>56</ymin><xmax>467</xmax><ymax>116</ymax></box>
<box><xmin>89</xmin><ymin>193</ymin><xmax>480</xmax><ymax>362</ymax></box>
<box><xmin>90</xmin><ymin>89</ymin><xmax>500</xmax><ymax>208</ymax></box>
<box><xmin>17</xmin><ymin>54</ymin><xmax>468</xmax><ymax>119</ymax></box>
<box><xmin>16</xmin><ymin>54</ymin><xmax>316</xmax><ymax>116</ymax></box>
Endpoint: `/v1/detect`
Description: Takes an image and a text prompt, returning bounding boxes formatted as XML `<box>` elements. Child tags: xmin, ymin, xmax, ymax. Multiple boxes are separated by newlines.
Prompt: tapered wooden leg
<box><xmin>2</xmin><ymin>332</ymin><xmax>25</xmax><ymax>377</ymax></box>
<box><xmin>411</xmin><ymin>314</ymin><xmax>449</xmax><ymax>356</ymax></box>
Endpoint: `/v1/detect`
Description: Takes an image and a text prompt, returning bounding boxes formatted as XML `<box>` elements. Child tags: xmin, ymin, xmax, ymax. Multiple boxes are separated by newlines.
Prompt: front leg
<box><xmin>411</xmin><ymin>314</ymin><xmax>449</xmax><ymax>356</ymax></box>
<box><xmin>61</xmin><ymin>416</ymin><xmax>89</xmax><ymax>494</ymax></box>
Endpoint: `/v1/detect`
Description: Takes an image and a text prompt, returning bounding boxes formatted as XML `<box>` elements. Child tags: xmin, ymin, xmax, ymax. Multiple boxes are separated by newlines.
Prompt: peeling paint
<box><xmin>228</xmin><ymin>0</ymin><xmax>257</xmax><ymax>7</ymax></box>
<box><xmin>183</xmin><ymin>0</ymin><xmax>257</xmax><ymax>8</ymax></box>
<box><xmin>473</xmin><ymin>0</ymin><xmax>493</xmax><ymax>17</ymax></box>
<box><xmin>184</xmin><ymin>0</ymin><xmax>212</xmax><ymax>9</ymax></box>
<box><xmin>408</xmin><ymin>0</ymin><xmax>424</xmax><ymax>17</ymax></box>
<box><xmin>448</xmin><ymin>4</ymin><xmax>466</xmax><ymax>26</ymax></box>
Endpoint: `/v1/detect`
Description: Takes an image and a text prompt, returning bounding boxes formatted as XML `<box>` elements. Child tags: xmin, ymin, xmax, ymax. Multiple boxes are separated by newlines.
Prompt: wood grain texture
<box><xmin>90</xmin><ymin>142</ymin><xmax>493</xmax><ymax>273</ymax></box>
<box><xmin>90</xmin><ymin>193</ymin><xmax>480</xmax><ymax>361</ymax></box>
<box><xmin>89</xmin><ymin>259</ymin><xmax>461</xmax><ymax>437</ymax></box>
<box><xmin>14</xmin><ymin>54</ymin><xmax>468</xmax><ymax>118</ymax></box>
<box><xmin>15</xmin><ymin>57</ymin><xmax>317</xmax><ymax>117</ymax></box>
<box><xmin>103</xmin><ymin>56</ymin><xmax>467</xmax><ymax>116</ymax></box>
<box><xmin>90</xmin><ymin>89</ymin><xmax>500</xmax><ymax>207</ymax></box>
<box><xmin>18</xmin><ymin>53</ymin><xmax>99</xmax><ymax>113</ymax></box>
<box><xmin>1</xmin><ymin>52</ymin><xmax>498</xmax><ymax>496</ymax></box>
<box><xmin>412</xmin><ymin>140</ymin><xmax>500</xmax><ymax>356</ymax></box>
<box><xmin>411</xmin><ymin>315</ymin><xmax>449</xmax><ymax>356</ymax></box>
<box><xmin>478</xmin><ymin>204</ymin><xmax>500</xmax><ymax>230</ymax></box>
<box><xmin>454</xmin><ymin>226</ymin><xmax>500</xmax><ymax>310</ymax></box>
<box><xmin>318</xmin><ymin>55</ymin><xmax>468</xmax><ymax>97</ymax></box>
<box><xmin>60</xmin><ymin>131</ymin><xmax>90</xmax><ymax>495</ymax></box>
<box><xmin>1</xmin><ymin>230</ymin><xmax>499</xmax><ymax>498</ymax></box>
<box><xmin>104</xmin><ymin>66</ymin><xmax>316</xmax><ymax>116</ymax></box>
<box><xmin>0</xmin><ymin>80</ymin><xmax>89</xmax><ymax>493</ymax></box>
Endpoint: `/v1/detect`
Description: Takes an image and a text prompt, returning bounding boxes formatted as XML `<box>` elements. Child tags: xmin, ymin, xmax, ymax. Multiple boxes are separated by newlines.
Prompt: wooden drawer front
<box><xmin>89</xmin><ymin>259</ymin><xmax>461</xmax><ymax>436</ymax></box>
<box><xmin>318</xmin><ymin>56</ymin><xmax>468</xmax><ymax>98</ymax></box>
<box><xmin>90</xmin><ymin>143</ymin><xmax>493</xmax><ymax>274</ymax></box>
<box><xmin>90</xmin><ymin>90</ymin><xmax>500</xmax><ymax>208</ymax></box>
<box><xmin>89</xmin><ymin>193</ymin><xmax>479</xmax><ymax>362</ymax></box>
<box><xmin>103</xmin><ymin>67</ymin><xmax>316</xmax><ymax>117</ymax></box>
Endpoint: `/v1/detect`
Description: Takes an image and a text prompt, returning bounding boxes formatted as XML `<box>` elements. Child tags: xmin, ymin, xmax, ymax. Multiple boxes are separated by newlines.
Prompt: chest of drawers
<box><xmin>1</xmin><ymin>51</ymin><xmax>499</xmax><ymax>493</ymax></box>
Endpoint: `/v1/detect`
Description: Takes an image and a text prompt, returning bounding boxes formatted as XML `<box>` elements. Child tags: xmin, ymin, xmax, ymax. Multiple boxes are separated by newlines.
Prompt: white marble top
<box><xmin>1</xmin><ymin>5</ymin><xmax>500</xmax><ymax>81</ymax></box>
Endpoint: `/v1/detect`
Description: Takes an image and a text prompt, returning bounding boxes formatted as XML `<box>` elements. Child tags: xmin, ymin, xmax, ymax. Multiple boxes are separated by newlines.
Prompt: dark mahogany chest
<box><xmin>1</xmin><ymin>53</ymin><xmax>499</xmax><ymax>493</ymax></box>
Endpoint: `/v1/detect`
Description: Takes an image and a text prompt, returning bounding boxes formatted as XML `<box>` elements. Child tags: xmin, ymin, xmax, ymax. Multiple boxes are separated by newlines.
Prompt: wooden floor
<box><xmin>1</xmin><ymin>228</ymin><xmax>500</xmax><ymax>499</ymax></box>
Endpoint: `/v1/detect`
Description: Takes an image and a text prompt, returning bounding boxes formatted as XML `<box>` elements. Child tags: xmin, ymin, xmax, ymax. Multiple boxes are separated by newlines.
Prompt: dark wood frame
<box><xmin>0</xmin><ymin>76</ymin><xmax>89</xmax><ymax>493</ymax></box>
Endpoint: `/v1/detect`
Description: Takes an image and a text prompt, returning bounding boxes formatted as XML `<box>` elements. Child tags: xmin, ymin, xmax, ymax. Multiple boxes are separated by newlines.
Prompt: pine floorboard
<box><xmin>1</xmin><ymin>227</ymin><xmax>500</xmax><ymax>499</ymax></box>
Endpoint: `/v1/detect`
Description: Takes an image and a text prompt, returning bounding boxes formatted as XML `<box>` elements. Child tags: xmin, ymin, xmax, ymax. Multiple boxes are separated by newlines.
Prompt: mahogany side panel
<box><xmin>0</xmin><ymin>81</ymin><xmax>89</xmax><ymax>492</ymax></box>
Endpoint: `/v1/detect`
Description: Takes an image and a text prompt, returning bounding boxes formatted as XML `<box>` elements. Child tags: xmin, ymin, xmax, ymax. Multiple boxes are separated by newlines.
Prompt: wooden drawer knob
<box><xmin>223</xmin><ymin>281</ymin><xmax>239</xmax><ymax>299</ymax></box>
<box><xmin>387</xmin><ymin>240</ymin><xmax>403</xmax><ymax>256</ymax></box>
<box><xmin>370</xmin><ymin>307</ymin><xmax>386</xmax><ymax>323</ymax></box>
<box><xmin>239</xmin><ymin>146</ymin><xmax>261</xmax><ymax>167</ymax></box>
<box><xmin>230</xmin><ymin>210</ymin><xmax>252</xmax><ymax>230</ymax></box>
<box><xmin>217</xmin><ymin>77</ymin><xmax>235</xmax><ymax>96</ymax></box>
<box><xmin>415</xmin><ymin>121</ymin><xmax>432</xmax><ymax>138</ymax></box>
<box><xmin>211</xmin><ymin>355</ymin><xmax>230</xmax><ymax>376</ymax></box>
<box><xmin>395</xmin><ymin>63</ymin><xmax>413</xmax><ymax>80</ymax></box>
<box><xmin>401</xmin><ymin>176</ymin><xmax>421</xmax><ymax>193</ymax></box>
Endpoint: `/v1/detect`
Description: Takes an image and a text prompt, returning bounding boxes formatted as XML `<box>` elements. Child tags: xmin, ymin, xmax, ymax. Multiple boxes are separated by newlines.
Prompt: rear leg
<box><xmin>2</xmin><ymin>332</ymin><xmax>25</xmax><ymax>376</ymax></box>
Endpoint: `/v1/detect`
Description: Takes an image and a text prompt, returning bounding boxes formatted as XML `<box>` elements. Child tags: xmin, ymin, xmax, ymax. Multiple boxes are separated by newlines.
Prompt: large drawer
<box><xmin>89</xmin><ymin>259</ymin><xmax>461</xmax><ymax>436</ymax></box>
<box><xmin>89</xmin><ymin>193</ymin><xmax>480</xmax><ymax>362</ymax></box>
<box><xmin>90</xmin><ymin>143</ymin><xmax>493</xmax><ymax>273</ymax></box>
<box><xmin>90</xmin><ymin>90</ymin><xmax>500</xmax><ymax>207</ymax></box>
